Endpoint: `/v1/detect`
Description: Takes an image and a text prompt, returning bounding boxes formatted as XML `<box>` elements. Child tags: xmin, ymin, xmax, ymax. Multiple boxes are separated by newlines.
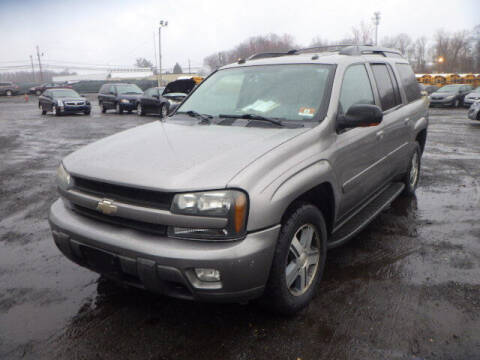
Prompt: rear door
<box><xmin>332</xmin><ymin>63</ymin><xmax>388</xmax><ymax>220</ymax></box>
<box><xmin>369</xmin><ymin>62</ymin><xmax>406</xmax><ymax>183</ymax></box>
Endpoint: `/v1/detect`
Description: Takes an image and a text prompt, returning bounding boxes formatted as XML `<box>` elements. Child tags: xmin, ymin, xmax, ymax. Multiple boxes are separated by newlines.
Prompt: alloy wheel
<box><xmin>409</xmin><ymin>151</ymin><xmax>419</xmax><ymax>188</ymax></box>
<box><xmin>285</xmin><ymin>224</ymin><xmax>320</xmax><ymax>296</ymax></box>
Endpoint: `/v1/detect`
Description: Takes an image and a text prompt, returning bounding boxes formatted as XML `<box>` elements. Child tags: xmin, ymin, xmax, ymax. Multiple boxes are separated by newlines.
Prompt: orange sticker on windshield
<box><xmin>298</xmin><ymin>107</ymin><xmax>315</xmax><ymax>117</ymax></box>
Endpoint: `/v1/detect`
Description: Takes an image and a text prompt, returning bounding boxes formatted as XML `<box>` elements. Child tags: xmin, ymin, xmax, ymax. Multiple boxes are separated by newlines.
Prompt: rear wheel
<box><xmin>263</xmin><ymin>203</ymin><xmax>327</xmax><ymax>315</ymax></box>
<box><xmin>160</xmin><ymin>103</ymin><xmax>168</xmax><ymax>118</ymax></box>
<box><xmin>402</xmin><ymin>143</ymin><xmax>421</xmax><ymax>197</ymax></box>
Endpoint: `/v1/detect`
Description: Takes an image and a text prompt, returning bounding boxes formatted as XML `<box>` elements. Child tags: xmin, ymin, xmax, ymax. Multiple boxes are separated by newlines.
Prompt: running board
<box><xmin>328</xmin><ymin>182</ymin><xmax>405</xmax><ymax>249</ymax></box>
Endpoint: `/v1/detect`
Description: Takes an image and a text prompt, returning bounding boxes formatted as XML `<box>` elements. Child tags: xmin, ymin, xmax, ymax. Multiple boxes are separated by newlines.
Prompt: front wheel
<box><xmin>6</xmin><ymin>90</ymin><xmax>12</xmax><ymax>96</ymax></box>
<box><xmin>139</xmin><ymin>103</ymin><xmax>145</xmax><ymax>116</ymax></box>
<box><xmin>52</xmin><ymin>106</ymin><xmax>60</xmax><ymax>116</ymax></box>
<box><xmin>402</xmin><ymin>143</ymin><xmax>421</xmax><ymax>197</ymax></box>
<box><xmin>263</xmin><ymin>203</ymin><xmax>327</xmax><ymax>315</ymax></box>
<box><xmin>116</xmin><ymin>103</ymin><xmax>123</xmax><ymax>114</ymax></box>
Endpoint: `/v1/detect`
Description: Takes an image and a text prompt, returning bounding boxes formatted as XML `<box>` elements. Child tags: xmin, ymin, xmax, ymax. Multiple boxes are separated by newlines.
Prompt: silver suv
<box><xmin>49</xmin><ymin>45</ymin><xmax>429</xmax><ymax>314</ymax></box>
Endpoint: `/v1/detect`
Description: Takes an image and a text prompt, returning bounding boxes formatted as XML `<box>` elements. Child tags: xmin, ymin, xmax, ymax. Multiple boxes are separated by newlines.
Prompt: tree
<box><xmin>203</xmin><ymin>33</ymin><xmax>298</xmax><ymax>70</ymax></box>
<box><xmin>350</xmin><ymin>21</ymin><xmax>374</xmax><ymax>45</ymax></box>
<box><xmin>173</xmin><ymin>62</ymin><xmax>183</xmax><ymax>74</ymax></box>
<box><xmin>135</xmin><ymin>58</ymin><xmax>153</xmax><ymax>68</ymax></box>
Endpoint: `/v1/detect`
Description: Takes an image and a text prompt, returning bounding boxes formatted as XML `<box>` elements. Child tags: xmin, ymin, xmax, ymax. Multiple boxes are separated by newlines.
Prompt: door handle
<box><xmin>376</xmin><ymin>130</ymin><xmax>384</xmax><ymax>140</ymax></box>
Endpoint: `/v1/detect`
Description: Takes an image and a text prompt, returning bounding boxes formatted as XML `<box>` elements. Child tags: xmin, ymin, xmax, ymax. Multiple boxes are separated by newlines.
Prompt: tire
<box><xmin>139</xmin><ymin>104</ymin><xmax>145</xmax><ymax>116</ymax></box>
<box><xmin>127</xmin><ymin>110</ymin><xmax>132</xmax><ymax>114</ymax></box>
<box><xmin>160</xmin><ymin>103</ymin><xmax>169</xmax><ymax>118</ymax></box>
<box><xmin>402</xmin><ymin>142</ymin><xmax>421</xmax><ymax>197</ymax></box>
<box><xmin>36</xmin><ymin>90</ymin><xmax>41</xmax><ymax>96</ymax></box>
<box><xmin>6</xmin><ymin>90</ymin><xmax>12</xmax><ymax>96</ymax></box>
<box><xmin>101</xmin><ymin>104</ymin><xmax>107</xmax><ymax>113</ymax></box>
<box><xmin>41</xmin><ymin>105</ymin><xmax>46</xmax><ymax>115</ymax></box>
<box><xmin>84</xmin><ymin>110</ymin><xmax>91</xmax><ymax>115</ymax></box>
<box><xmin>116</xmin><ymin>103</ymin><xmax>123</xmax><ymax>114</ymax></box>
<box><xmin>453</xmin><ymin>99</ymin><xmax>460</xmax><ymax>108</ymax></box>
<box><xmin>52</xmin><ymin>106</ymin><xmax>60</xmax><ymax>116</ymax></box>
<box><xmin>263</xmin><ymin>203</ymin><xmax>327</xmax><ymax>315</ymax></box>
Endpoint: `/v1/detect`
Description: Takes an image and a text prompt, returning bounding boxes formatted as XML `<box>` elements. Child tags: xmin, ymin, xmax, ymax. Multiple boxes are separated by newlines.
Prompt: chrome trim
<box><xmin>59</xmin><ymin>188</ymin><xmax>228</xmax><ymax>229</ymax></box>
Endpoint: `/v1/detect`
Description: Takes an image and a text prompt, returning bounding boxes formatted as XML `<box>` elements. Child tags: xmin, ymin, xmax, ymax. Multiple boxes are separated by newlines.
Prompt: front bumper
<box><xmin>60</xmin><ymin>105</ymin><xmax>91</xmax><ymax>114</ymax></box>
<box><xmin>49</xmin><ymin>199</ymin><xmax>279</xmax><ymax>302</ymax></box>
<box><xmin>119</xmin><ymin>101</ymin><xmax>138</xmax><ymax>110</ymax></box>
<box><xmin>429</xmin><ymin>98</ymin><xmax>455</xmax><ymax>106</ymax></box>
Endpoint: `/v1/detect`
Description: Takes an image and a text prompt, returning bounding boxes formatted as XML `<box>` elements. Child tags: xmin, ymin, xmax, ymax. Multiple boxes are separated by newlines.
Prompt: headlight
<box><xmin>120</xmin><ymin>99</ymin><xmax>130</xmax><ymax>103</ymax></box>
<box><xmin>445</xmin><ymin>95</ymin><xmax>455</xmax><ymax>100</ymax></box>
<box><xmin>57</xmin><ymin>100</ymin><xmax>64</xmax><ymax>106</ymax></box>
<box><xmin>170</xmin><ymin>190</ymin><xmax>248</xmax><ymax>240</ymax></box>
<box><xmin>56</xmin><ymin>163</ymin><xmax>71</xmax><ymax>189</ymax></box>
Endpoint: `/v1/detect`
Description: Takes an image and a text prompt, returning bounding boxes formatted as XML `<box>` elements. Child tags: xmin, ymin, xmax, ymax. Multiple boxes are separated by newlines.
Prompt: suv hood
<box><xmin>163</xmin><ymin>79</ymin><xmax>196</xmax><ymax>95</ymax></box>
<box><xmin>63</xmin><ymin>121</ymin><xmax>308</xmax><ymax>191</ymax></box>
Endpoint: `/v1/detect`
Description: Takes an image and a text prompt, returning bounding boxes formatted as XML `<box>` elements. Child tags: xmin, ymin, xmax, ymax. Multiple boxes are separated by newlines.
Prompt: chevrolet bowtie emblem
<box><xmin>96</xmin><ymin>199</ymin><xmax>117</xmax><ymax>215</ymax></box>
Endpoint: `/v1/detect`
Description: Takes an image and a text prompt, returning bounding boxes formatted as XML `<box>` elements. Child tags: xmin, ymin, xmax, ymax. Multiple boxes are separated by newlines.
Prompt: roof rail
<box><xmin>248</xmin><ymin>52</ymin><xmax>294</xmax><ymax>60</ymax></box>
<box><xmin>291</xmin><ymin>44</ymin><xmax>364</xmax><ymax>54</ymax></box>
<box><xmin>339</xmin><ymin>45</ymin><xmax>403</xmax><ymax>57</ymax></box>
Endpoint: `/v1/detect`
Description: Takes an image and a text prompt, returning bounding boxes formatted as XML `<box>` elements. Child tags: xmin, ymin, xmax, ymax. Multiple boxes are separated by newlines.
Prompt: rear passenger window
<box><xmin>339</xmin><ymin>64</ymin><xmax>375</xmax><ymax>114</ymax></box>
<box><xmin>371</xmin><ymin>63</ymin><xmax>401</xmax><ymax>111</ymax></box>
<box><xmin>396</xmin><ymin>63</ymin><xmax>421</xmax><ymax>103</ymax></box>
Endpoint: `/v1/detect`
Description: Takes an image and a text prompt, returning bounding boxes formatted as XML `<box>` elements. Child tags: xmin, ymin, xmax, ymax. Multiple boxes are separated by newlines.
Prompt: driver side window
<box><xmin>339</xmin><ymin>64</ymin><xmax>375</xmax><ymax>114</ymax></box>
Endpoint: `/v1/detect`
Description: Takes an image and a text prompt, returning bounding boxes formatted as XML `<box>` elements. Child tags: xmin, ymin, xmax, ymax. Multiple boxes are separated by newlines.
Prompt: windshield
<box><xmin>51</xmin><ymin>89</ymin><xmax>80</xmax><ymax>98</ymax></box>
<box><xmin>437</xmin><ymin>85</ymin><xmax>461</xmax><ymax>93</ymax></box>
<box><xmin>116</xmin><ymin>84</ymin><xmax>143</xmax><ymax>94</ymax></box>
<box><xmin>177</xmin><ymin>64</ymin><xmax>333</xmax><ymax>121</ymax></box>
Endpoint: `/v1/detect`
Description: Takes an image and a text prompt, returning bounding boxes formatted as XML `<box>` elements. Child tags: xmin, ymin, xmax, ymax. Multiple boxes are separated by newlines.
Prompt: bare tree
<box><xmin>350</xmin><ymin>21</ymin><xmax>374</xmax><ymax>44</ymax></box>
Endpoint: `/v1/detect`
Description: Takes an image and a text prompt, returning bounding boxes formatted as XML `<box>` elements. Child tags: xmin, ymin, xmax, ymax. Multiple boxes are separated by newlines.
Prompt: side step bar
<box><xmin>328</xmin><ymin>182</ymin><xmax>405</xmax><ymax>249</ymax></box>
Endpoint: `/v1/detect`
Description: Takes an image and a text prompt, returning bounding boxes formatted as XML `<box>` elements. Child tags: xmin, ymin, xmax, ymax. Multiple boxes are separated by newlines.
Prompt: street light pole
<box><xmin>158</xmin><ymin>20</ymin><xmax>168</xmax><ymax>86</ymax></box>
<box><xmin>372</xmin><ymin>12</ymin><xmax>381</xmax><ymax>46</ymax></box>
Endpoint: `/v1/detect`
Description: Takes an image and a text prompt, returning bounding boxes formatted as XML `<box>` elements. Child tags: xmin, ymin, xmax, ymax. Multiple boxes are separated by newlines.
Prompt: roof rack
<box><xmin>246</xmin><ymin>44</ymin><xmax>403</xmax><ymax>61</ymax></box>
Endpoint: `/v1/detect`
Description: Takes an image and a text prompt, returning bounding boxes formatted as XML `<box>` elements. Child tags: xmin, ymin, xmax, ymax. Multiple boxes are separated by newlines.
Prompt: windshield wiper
<box><xmin>177</xmin><ymin>110</ymin><xmax>213</xmax><ymax>124</ymax></box>
<box><xmin>219</xmin><ymin>113</ymin><xmax>285</xmax><ymax>127</ymax></box>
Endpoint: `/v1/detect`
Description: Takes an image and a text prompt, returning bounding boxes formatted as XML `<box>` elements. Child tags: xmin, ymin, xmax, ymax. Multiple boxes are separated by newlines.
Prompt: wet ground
<box><xmin>0</xmin><ymin>95</ymin><xmax>479</xmax><ymax>360</ymax></box>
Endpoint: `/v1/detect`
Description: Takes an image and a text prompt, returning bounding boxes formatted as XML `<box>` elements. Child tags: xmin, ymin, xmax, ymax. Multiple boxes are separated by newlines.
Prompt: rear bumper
<box><xmin>49</xmin><ymin>199</ymin><xmax>279</xmax><ymax>302</ymax></box>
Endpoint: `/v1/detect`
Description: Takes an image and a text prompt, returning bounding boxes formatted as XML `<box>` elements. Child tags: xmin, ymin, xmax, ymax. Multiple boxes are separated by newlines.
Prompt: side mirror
<box><xmin>337</xmin><ymin>104</ymin><xmax>383</xmax><ymax>131</ymax></box>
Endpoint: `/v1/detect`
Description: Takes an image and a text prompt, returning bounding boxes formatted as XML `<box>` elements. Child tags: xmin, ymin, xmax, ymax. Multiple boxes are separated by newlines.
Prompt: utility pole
<box><xmin>372</xmin><ymin>12</ymin><xmax>381</xmax><ymax>46</ymax></box>
<box><xmin>36</xmin><ymin>45</ymin><xmax>43</xmax><ymax>81</ymax></box>
<box><xmin>30</xmin><ymin>55</ymin><xmax>36</xmax><ymax>82</ymax></box>
<box><xmin>153</xmin><ymin>31</ymin><xmax>158</xmax><ymax>82</ymax></box>
<box><xmin>188</xmin><ymin>59</ymin><xmax>191</xmax><ymax>74</ymax></box>
<box><xmin>158</xmin><ymin>20</ymin><xmax>168</xmax><ymax>86</ymax></box>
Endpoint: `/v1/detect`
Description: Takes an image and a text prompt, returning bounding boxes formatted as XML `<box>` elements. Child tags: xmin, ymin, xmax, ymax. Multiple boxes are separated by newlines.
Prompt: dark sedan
<box><xmin>39</xmin><ymin>88</ymin><xmax>91</xmax><ymax>116</ymax></box>
<box><xmin>98</xmin><ymin>83</ymin><xmax>143</xmax><ymax>114</ymax></box>
<box><xmin>429</xmin><ymin>84</ymin><xmax>473</xmax><ymax>107</ymax></box>
<box><xmin>30</xmin><ymin>82</ymin><xmax>72</xmax><ymax>95</ymax></box>
<box><xmin>138</xmin><ymin>78</ymin><xmax>197</xmax><ymax>117</ymax></box>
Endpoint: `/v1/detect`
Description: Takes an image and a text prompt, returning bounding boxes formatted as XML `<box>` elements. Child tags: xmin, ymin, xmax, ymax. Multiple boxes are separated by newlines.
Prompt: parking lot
<box><xmin>0</xmin><ymin>95</ymin><xmax>479</xmax><ymax>359</ymax></box>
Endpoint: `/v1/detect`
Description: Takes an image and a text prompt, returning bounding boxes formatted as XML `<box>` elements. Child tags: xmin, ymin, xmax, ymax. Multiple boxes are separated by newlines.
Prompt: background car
<box><xmin>429</xmin><ymin>84</ymin><xmax>473</xmax><ymax>107</ymax></box>
<box><xmin>463</xmin><ymin>86</ymin><xmax>480</xmax><ymax>107</ymax></box>
<box><xmin>29</xmin><ymin>82</ymin><xmax>72</xmax><ymax>95</ymax></box>
<box><xmin>98</xmin><ymin>83</ymin><xmax>143</xmax><ymax>114</ymax></box>
<box><xmin>418</xmin><ymin>83</ymin><xmax>437</xmax><ymax>95</ymax></box>
<box><xmin>0</xmin><ymin>81</ymin><xmax>19</xmax><ymax>96</ymax></box>
<box><xmin>468</xmin><ymin>101</ymin><xmax>480</xmax><ymax>121</ymax></box>
<box><xmin>138</xmin><ymin>79</ymin><xmax>197</xmax><ymax>117</ymax></box>
<box><xmin>39</xmin><ymin>88</ymin><xmax>91</xmax><ymax>116</ymax></box>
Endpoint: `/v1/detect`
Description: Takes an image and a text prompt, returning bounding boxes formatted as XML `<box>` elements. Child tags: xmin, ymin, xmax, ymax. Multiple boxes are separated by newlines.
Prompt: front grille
<box><xmin>72</xmin><ymin>204</ymin><xmax>167</xmax><ymax>235</ymax></box>
<box><xmin>72</xmin><ymin>176</ymin><xmax>173</xmax><ymax>210</ymax></box>
<box><xmin>66</xmin><ymin>101</ymin><xmax>85</xmax><ymax>106</ymax></box>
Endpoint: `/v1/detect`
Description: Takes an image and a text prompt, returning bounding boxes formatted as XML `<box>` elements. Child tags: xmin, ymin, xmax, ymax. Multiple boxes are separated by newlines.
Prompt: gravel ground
<box><xmin>0</xmin><ymin>95</ymin><xmax>479</xmax><ymax>360</ymax></box>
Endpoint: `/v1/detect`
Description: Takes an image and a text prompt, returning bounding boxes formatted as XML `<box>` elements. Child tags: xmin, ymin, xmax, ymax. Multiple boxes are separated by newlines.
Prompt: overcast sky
<box><xmin>0</xmin><ymin>0</ymin><xmax>478</xmax><ymax>71</ymax></box>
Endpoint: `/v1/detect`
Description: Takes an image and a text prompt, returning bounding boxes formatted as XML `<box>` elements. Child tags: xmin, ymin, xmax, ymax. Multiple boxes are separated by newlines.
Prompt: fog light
<box><xmin>195</xmin><ymin>268</ymin><xmax>221</xmax><ymax>282</ymax></box>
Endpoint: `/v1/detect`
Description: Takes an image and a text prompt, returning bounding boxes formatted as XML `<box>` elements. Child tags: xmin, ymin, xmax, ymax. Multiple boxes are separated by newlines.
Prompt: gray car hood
<box><xmin>63</xmin><ymin>121</ymin><xmax>308</xmax><ymax>192</ymax></box>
